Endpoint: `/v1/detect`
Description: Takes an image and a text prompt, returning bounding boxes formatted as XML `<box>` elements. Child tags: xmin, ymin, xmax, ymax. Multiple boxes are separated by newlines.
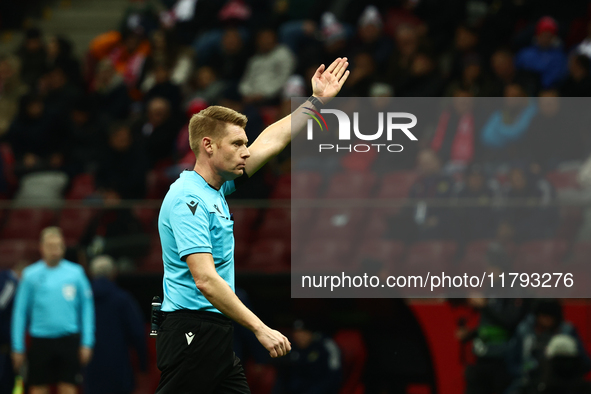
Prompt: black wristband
<box><xmin>307</xmin><ymin>96</ymin><xmax>325</xmax><ymax>109</ymax></box>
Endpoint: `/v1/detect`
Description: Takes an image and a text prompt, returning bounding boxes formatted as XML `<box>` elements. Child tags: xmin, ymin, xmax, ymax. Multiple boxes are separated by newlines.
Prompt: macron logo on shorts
<box><xmin>185</xmin><ymin>332</ymin><xmax>195</xmax><ymax>345</ymax></box>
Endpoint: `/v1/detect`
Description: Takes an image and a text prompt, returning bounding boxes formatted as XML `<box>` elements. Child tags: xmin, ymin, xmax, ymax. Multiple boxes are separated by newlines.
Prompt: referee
<box><xmin>155</xmin><ymin>58</ymin><xmax>349</xmax><ymax>394</ymax></box>
<box><xmin>11</xmin><ymin>227</ymin><xmax>95</xmax><ymax>394</ymax></box>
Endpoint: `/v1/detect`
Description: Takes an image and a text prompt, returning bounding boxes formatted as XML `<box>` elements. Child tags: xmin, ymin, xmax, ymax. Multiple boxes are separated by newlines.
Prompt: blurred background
<box><xmin>2</xmin><ymin>0</ymin><xmax>591</xmax><ymax>393</ymax></box>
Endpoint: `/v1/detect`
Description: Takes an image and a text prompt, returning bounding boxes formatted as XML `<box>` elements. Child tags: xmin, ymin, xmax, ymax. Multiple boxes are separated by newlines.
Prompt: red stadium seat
<box><xmin>361</xmin><ymin>210</ymin><xmax>391</xmax><ymax>239</ymax></box>
<box><xmin>0</xmin><ymin>209</ymin><xmax>56</xmax><ymax>240</ymax></box>
<box><xmin>324</xmin><ymin>172</ymin><xmax>377</xmax><ymax>199</ymax></box>
<box><xmin>141</xmin><ymin>236</ymin><xmax>163</xmax><ymax>273</ymax></box>
<box><xmin>234</xmin><ymin>238</ymin><xmax>251</xmax><ymax>269</ymax></box>
<box><xmin>546</xmin><ymin>170</ymin><xmax>579</xmax><ymax>190</ymax></box>
<box><xmin>244</xmin><ymin>239</ymin><xmax>289</xmax><ymax>273</ymax></box>
<box><xmin>307</xmin><ymin>208</ymin><xmax>365</xmax><ymax>244</ymax></box>
<box><xmin>66</xmin><ymin>173</ymin><xmax>95</xmax><ymax>200</ymax></box>
<box><xmin>294</xmin><ymin>239</ymin><xmax>353</xmax><ymax>272</ymax></box>
<box><xmin>354</xmin><ymin>239</ymin><xmax>405</xmax><ymax>272</ymax></box>
<box><xmin>257</xmin><ymin>208</ymin><xmax>290</xmax><ymax>242</ymax></box>
<box><xmin>133</xmin><ymin>207</ymin><xmax>158</xmax><ymax>232</ymax></box>
<box><xmin>270</xmin><ymin>174</ymin><xmax>292</xmax><ymax>199</ymax></box>
<box><xmin>334</xmin><ymin>329</ymin><xmax>367</xmax><ymax>394</ymax></box>
<box><xmin>377</xmin><ymin>171</ymin><xmax>419</xmax><ymax>199</ymax></box>
<box><xmin>403</xmin><ymin>241</ymin><xmax>458</xmax><ymax>275</ymax></box>
<box><xmin>514</xmin><ymin>240</ymin><xmax>568</xmax><ymax>273</ymax></box>
<box><xmin>231</xmin><ymin>207</ymin><xmax>260</xmax><ymax>243</ymax></box>
<box><xmin>259</xmin><ymin>106</ymin><xmax>279</xmax><ymax>127</ymax></box>
<box><xmin>146</xmin><ymin>169</ymin><xmax>170</xmax><ymax>199</ymax></box>
<box><xmin>0</xmin><ymin>240</ymin><xmax>34</xmax><ymax>269</ymax></box>
<box><xmin>455</xmin><ymin>240</ymin><xmax>494</xmax><ymax>276</ymax></box>
<box><xmin>58</xmin><ymin>208</ymin><xmax>96</xmax><ymax>246</ymax></box>
<box><xmin>568</xmin><ymin>242</ymin><xmax>591</xmax><ymax>267</ymax></box>
<box><xmin>291</xmin><ymin>171</ymin><xmax>323</xmax><ymax>199</ymax></box>
<box><xmin>556</xmin><ymin>207</ymin><xmax>583</xmax><ymax>240</ymax></box>
<box><xmin>375</xmin><ymin>171</ymin><xmax>419</xmax><ymax>214</ymax></box>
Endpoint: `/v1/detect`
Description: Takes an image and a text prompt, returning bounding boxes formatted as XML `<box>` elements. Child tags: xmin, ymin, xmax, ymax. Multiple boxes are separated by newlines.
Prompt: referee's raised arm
<box><xmin>186</xmin><ymin>252</ymin><xmax>290</xmax><ymax>358</ymax></box>
<box><xmin>244</xmin><ymin>57</ymin><xmax>349</xmax><ymax>177</ymax></box>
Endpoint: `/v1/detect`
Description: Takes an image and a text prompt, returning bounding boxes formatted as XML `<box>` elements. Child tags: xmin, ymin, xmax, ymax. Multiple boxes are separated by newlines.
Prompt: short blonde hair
<box><xmin>188</xmin><ymin>106</ymin><xmax>247</xmax><ymax>156</ymax></box>
<box><xmin>40</xmin><ymin>226</ymin><xmax>64</xmax><ymax>243</ymax></box>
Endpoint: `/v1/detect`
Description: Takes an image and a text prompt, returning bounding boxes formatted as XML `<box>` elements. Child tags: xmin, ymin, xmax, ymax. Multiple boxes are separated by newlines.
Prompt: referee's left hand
<box><xmin>255</xmin><ymin>325</ymin><xmax>291</xmax><ymax>358</ymax></box>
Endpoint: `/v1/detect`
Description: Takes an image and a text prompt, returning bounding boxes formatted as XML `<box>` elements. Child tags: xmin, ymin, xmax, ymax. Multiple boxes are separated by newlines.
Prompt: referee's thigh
<box><xmin>156</xmin><ymin>315</ymin><xmax>249</xmax><ymax>394</ymax></box>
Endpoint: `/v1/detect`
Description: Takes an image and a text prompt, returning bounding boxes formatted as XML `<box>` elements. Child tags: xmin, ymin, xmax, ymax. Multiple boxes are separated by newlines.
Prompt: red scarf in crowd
<box><xmin>431</xmin><ymin>111</ymin><xmax>475</xmax><ymax>165</ymax></box>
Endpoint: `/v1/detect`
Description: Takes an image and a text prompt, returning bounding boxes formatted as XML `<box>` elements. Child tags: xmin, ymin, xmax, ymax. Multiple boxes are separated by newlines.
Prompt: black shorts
<box><xmin>156</xmin><ymin>310</ymin><xmax>250</xmax><ymax>394</ymax></box>
<box><xmin>27</xmin><ymin>334</ymin><xmax>81</xmax><ymax>386</ymax></box>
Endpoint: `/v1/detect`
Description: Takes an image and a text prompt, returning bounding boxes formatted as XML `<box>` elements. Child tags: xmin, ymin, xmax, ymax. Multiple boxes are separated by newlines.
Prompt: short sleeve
<box><xmin>170</xmin><ymin>196</ymin><xmax>212</xmax><ymax>260</ymax></box>
<box><xmin>222</xmin><ymin>180</ymin><xmax>236</xmax><ymax>196</ymax></box>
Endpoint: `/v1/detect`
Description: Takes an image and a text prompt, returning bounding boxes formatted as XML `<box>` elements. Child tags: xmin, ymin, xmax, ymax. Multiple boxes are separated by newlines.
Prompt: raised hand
<box><xmin>311</xmin><ymin>57</ymin><xmax>350</xmax><ymax>103</ymax></box>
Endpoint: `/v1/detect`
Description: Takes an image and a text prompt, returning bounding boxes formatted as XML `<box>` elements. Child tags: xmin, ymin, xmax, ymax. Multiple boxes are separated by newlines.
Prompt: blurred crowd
<box><xmin>0</xmin><ymin>0</ymin><xmax>591</xmax><ymax>203</ymax></box>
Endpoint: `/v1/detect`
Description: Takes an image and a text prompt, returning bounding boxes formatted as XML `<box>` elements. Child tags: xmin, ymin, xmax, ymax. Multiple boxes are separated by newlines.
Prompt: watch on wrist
<box><xmin>307</xmin><ymin>96</ymin><xmax>325</xmax><ymax>109</ymax></box>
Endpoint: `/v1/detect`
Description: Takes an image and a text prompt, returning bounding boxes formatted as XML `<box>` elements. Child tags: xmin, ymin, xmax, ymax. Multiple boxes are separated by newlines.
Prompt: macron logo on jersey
<box><xmin>186</xmin><ymin>332</ymin><xmax>195</xmax><ymax>345</ymax></box>
<box><xmin>186</xmin><ymin>200</ymin><xmax>198</xmax><ymax>215</ymax></box>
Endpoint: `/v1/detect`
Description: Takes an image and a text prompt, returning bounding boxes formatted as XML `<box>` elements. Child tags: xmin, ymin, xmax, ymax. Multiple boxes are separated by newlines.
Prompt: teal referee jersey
<box><xmin>158</xmin><ymin>170</ymin><xmax>236</xmax><ymax>313</ymax></box>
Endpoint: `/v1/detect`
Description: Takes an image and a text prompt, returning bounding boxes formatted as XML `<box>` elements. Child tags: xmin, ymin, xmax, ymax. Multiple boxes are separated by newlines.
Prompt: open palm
<box><xmin>311</xmin><ymin>57</ymin><xmax>350</xmax><ymax>102</ymax></box>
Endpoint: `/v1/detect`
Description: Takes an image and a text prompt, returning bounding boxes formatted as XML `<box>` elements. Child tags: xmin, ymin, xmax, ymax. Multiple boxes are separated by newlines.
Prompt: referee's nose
<box><xmin>242</xmin><ymin>145</ymin><xmax>251</xmax><ymax>159</ymax></box>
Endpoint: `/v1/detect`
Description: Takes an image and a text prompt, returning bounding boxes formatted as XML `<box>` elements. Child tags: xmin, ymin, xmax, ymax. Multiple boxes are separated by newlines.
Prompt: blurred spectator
<box><xmin>15</xmin><ymin>28</ymin><xmax>46</xmax><ymax>88</ymax></box>
<box><xmin>140</xmin><ymin>29</ymin><xmax>193</xmax><ymax>93</ymax></box>
<box><xmin>206</xmin><ymin>27</ymin><xmax>250</xmax><ymax>85</ymax></box>
<box><xmin>521</xmin><ymin>91</ymin><xmax>585</xmax><ymax>171</ymax></box>
<box><xmin>575</xmin><ymin>19</ymin><xmax>591</xmax><ymax>59</ymax></box>
<box><xmin>454</xmin><ymin>164</ymin><xmax>499</xmax><ymax>242</ymax></box>
<box><xmin>88</xmin><ymin>29</ymin><xmax>151</xmax><ymax>96</ymax></box>
<box><xmin>41</xmin><ymin>66</ymin><xmax>81</xmax><ymax>119</ymax></box>
<box><xmin>387</xmin><ymin>24</ymin><xmax>422</xmax><ymax>91</ymax></box>
<box><xmin>65</xmin><ymin>96</ymin><xmax>109</xmax><ymax>175</ymax></box>
<box><xmin>119</xmin><ymin>0</ymin><xmax>160</xmax><ymax>37</ymax></box>
<box><xmin>441</xmin><ymin>24</ymin><xmax>481</xmax><ymax>83</ymax></box>
<box><xmin>239</xmin><ymin>28</ymin><xmax>295</xmax><ymax>104</ymax></box>
<box><xmin>0</xmin><ymin>55</ymin><xmax>28</xmax><ymax>136</ymax></box>
<box><xmin>91</xmin><ymin>60</ymin><xmax>132</xmax><ymax>121</ymax></box>
<box><xmin>273</xmin><ymin>319</ymin><xmax>342</xmax><ymax>394</ymax></box>
<box><xmin>45</xmin><ymin>36</ymin><xmax>83</xmax><ymax>88</ymax></box>
<box><xmin>396</xmin><ymin>52</ymin><xmax>444</xmax><ymax>97</ymax></box>
<box><xmin>11</xmin><ymin>227</ymin><xmax>94</xmax><ymax>394</ymax></box>
<box><xmin>486</xmin><ymin>49</ymin><xmax>540</xmax><ymax>97</ymax></box>
<box><xmin>82</xmin><ymin>205</ymin><xmax>150</xmax><ymax>269</ymax></box>
<box><xmin>0</xmin><ymin>262</ymin><xmax>26</xmax><ymax>394</ymax></box>
<box><xmin>85</xmin><ymin>255</ymin><xmax>148</xmax><ymax>394</ymax></box>
<box><xmin>501</xmin><ymin>167</ymin><xmax>559</xmax><ymax>242</ymax></box>
<box><xmin>445</xmin><ymin>55</ymin><xmax>486</xmax><ymax>97</ymax></box>
<box><xmin>480</xmin><ymin>84</ymin><xmax>537</xmax><ymax>163</ymax></box>
<box><xmin>536</xmin><ymin>335</ymin><xmax>591</xmax><ymax>394</ymax></box>
<box><xmin>430</xmin><ymin>90</ymin><xmax>477</xmax><ymax>171</ymax></box>
<box><xmin>185</xmin><ymin>66</ymin><xmax>227</xmax><ymax>105</ymax></box>
<box><xmin>5</xmin><ymin>94</ymin><xmax>67</xmax><ymax>178</ymax></box>
<box><xmin>132</xmin><ymin>97</ymin><xmax>182</xmax><ymax>166</ymax></box>
<box><xmin>96</xmin><ymin>122</ymin><xmax>148</xmax><ymax>200</ymax></box>
<box><xmin>298</xmin><ymin>12</ymin><xmax>349</xmax><ymax>83</ymax></box>
<box><xmin>350</xmin><ymin>6</ymin><xmax>393</xmax><ymax>74</ymax></box>
<box><xmin>515</xmin><ymin>17</ymin><xmax>568</xmax><ymax>90</ymax></box>
<box><xmin>457</xmin><ymin>298</ymin><xmax>528</xmax><ymax>394</ymax></box>
<box><xmin>507</xmin><ymin>299</ymin><xmax>591</xmax><ymax>394</ymax></box>
<box><xmin>387</xmin><ymin>149</ymin><xmax>455</xmax><ymax>242</ymax></box>
<box><xmin>560</xmin><ymin>54</ymin><xmax>591</xmax><ymax>97</ymax></box>
<box><xmin>143</xmin><ymin>62</ymin><xmax>182</xmax><ymax>113</ymax></box>
<box><xmin>340</xmin><ymin>52</ymin><xmax>375</xmax><ymax>97</ymax></box>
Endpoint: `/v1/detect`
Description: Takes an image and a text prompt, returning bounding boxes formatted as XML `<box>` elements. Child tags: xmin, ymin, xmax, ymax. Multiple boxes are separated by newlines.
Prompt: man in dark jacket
<box><xmin>85</xmin><ymin>256</ymin><xmax>148</xmax><ymax>394</ymax></box>
<box><xmin>273</xmin><ymin>319</ymin><xmax>342</xmax><ymax>394</ymax></box>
